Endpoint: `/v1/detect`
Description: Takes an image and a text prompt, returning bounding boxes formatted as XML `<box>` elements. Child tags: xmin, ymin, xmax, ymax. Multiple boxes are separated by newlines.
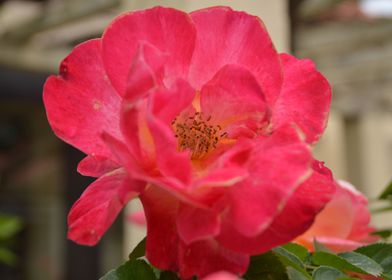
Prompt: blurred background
<box><xmin>0</xmin><ymin>0</ymin><xmax>391</xmax><ymax>279</ymax></box>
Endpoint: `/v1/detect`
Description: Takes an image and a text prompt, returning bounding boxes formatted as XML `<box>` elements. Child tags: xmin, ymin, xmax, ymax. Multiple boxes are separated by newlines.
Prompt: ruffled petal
<box><xmin>202</xmin><ymin>271</ymin><xmax>241</xmax><ymax>280</ymax></box>
<box><xmin>43</xmin><ymin>39</ymin><xmax>122</xmax><ymax>159</ymax></box>
<box><xmin>296</xmin><ymin>180</ymin><xmax>378</xmax><ymax>252</ymax></box>
<box><xmin>299</xmin><ymin>185</ymin><xmax>355</xmax><ymax>241</ymax></box>
<box><xmin>125</xmin><ymin>42</ymin><xmax>166</xmax><ymax>103</ymax></box>
<box><xmin>200</xmin><ymin>64</ymin><xmax>269</xmax><ymax>138</ymax></box>
<box><xmin>192</xmin><ymin>139</ymin><xmax>253</xmax><ymax>192</ymax></box>
<box><xmin>140</xmin><ymin>186</ymin><xmax>180</xmax><ymax>272</ymax></box>
<box><xmin>145</xmin><ymin>82</ymin><xmax>195</xmax><ymax>187</ymax></box>
<box><xmin>177</xmin><ymin>203</ymin><xmax>220</xmax><ymax>244</ymax></box>
<box><xmin>150</xmin><ymin>79</ymin><xmax>195</xmax><ymax>126</ymax></box>
<box><xmin>218</xmin><ymin>161</ymin><xmax>336</xmax><ymax>254</ymax></box>
<box><xmin>225</xmin><ymin>126</ymin><xmax>312</xmax><ymax>238</ymax></box>
<box><xmin>120</xmin><ymin>43</ymin><xmax>165</xmax><ymax>164</ymax></box>
<box><xmin>179</xmin><ymin>239</ymin><xmax>249</xmax><ymax>279</ymax></box>
<box><xmin>101</xmin><ymin>133</ymin><xmax>146</xmax><ymax>178</ymax></box>
<box><xmin>77</xmin><ymin>155</ymin><xmax>120</xmax><ymax>177</ymax></box>
<box><xmin>340</xmin><ymin>181</ymin><xmax>376</xmax><ymax>242</ymax></box>
<box><xmin>102</xmin><ymin>6</ymin><xmax>196</xmax><ymax>95</ymax></box>
<box><xmin>68</xmin><ymin>169</ymin><xmax>144</xmax><ymax>245</ymax></box>
<box><xmin>272</xmin><ymin>53</ymin><xmax>332</xmax><ymax>144</ymax></box>
<box><xmin>190</xmin><ymin>7</ymin><xmax>282</xmax><ymax>104</ymax></box>
<box><xmin>102</xmin><ymin>133</ymin><xmax>194</xmax><ymax>199</ymax></box>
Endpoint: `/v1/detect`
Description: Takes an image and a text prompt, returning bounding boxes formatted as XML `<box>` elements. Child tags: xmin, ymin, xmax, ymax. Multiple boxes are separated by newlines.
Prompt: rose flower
<box><xmin>295</xmin><ymin>180</ymin><xmax>378</xmax><ymax>253</ymax></box>
<box><xmin>43</xmin><ymin>6</ymin><xmax>335</xmax><ymax>278</ymax></box>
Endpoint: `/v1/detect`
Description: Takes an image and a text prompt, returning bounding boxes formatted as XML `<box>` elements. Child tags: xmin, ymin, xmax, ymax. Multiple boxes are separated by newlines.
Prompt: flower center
<box><xmin>172</xmin><ymin>112</ymin><xmax>226</xmax><ymax>160</ymax></box>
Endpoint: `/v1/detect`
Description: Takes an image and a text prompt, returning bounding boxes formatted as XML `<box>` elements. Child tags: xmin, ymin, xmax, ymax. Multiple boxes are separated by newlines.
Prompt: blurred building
<box><xmin>294</xmin><ymin>0</ymin><xmax>392</xmax><ymax>229</ymax></box>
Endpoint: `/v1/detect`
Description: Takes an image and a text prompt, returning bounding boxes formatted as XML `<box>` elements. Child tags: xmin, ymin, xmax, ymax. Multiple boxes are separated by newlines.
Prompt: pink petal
<box><xmin>145</xmin><ymin>84</ymin><xmax>194</xmax><ymax>187</ymax></box>
<box><xmin>301</xmin><ymin>236</ymin><xmax>364</xmax><ymax>253</ymax></box>
<box><xmin>200</xmin><ymin>64</ymin><xmax>269</xmax><ymax>137</ymax></box>
<box><xmin>146</xmin><ymin>112</ymin><xmax>192</xmax><ymax>187</ymax></box>
<box><xmin>68</xmin><ymin>169</ymin><xmax>144</xmax><ymax>245</ymax></box>
<box><xmin>218</xmin><ymin>161</ymin><xmax>336</xmax><ymax>254</ymax></box>
<box><xmin>140</xmin><ymin>186</ymin><xmax>180</xmax><ymax>272</ymax></box>
<box><xmin>120</xmin><ymin>43</ymin><xmax>163</xmax><ymax>163</ymax></box>
<box><xmin>177</xmin><ymin>203</ymin><xmax>220</xmax><ymax>244</ymax></box>
<box><xmin>150</xmin><ymin>79</ymin><xmax>195</xmax><ymax>126</ymax></box>
<box><xmin>125</xmin><ymin>42</ymin><xmax>166</xmax><ymax>102</ymax></box>
<box><xmin>192</xmin><ymin>139</ymin><xmax>253</xmax><ymax>192</ymax></box>
<box><xmin>102</xmin><ymin>7</ymin><xmax>196</xmax><ymax>95</ymax></box>
<box><xmin>340</xmin><ymin>181</ymin><xmax>376</xmax><ymax>242</ymax></box>
<box><xmin>189</xmin><ymin>7</ymin><xmax>282</xmax><ymax>104</ymax></box>
<box><xmin>202</xmin><ymin>271</ymin><xmax>241</xmax><ymax>280</ymax></box>
<box><xmin>101</xmin><ymin>132</ymin><xmax>146</xmax><ymax>179</ymax></box>
<box><xmin>127</xmin><ymin>210</ymin><xmax>146</xmax><ymax>226</ymax></box>
<box><xmin>102</xmin><ymin>132</ymin><xmax>193</xmax><ymax>199</ymax></box>
<box><xmin>225</xmin><ymin>126</ymin><xmax>312</xmax><ymax>238</ymax></box>
<box><xmin>77</xmin><ymin>155</ymin><xmax>120</xmax><ymax>177</ymax></box>
<box><xmin>296</xmin><ymin>180</ymin><xmax>378</xmax><ymax>252</ymax></box>
<box><xmin>179</xmin><ymin>239</ymin><xmax>249</xmax><ymax>279</ymax></box>
<box><xmin>43</xmin><ymin>39</ymin><xmax>122</xmax><ymax>159</ymax></box>
<box><xmin>272</xmin><ymin>53</ymin><xmax>332</xmax><ymax>144</ymax></box>
<box><xmin>120</xmin><ymin>100</ymin><xmax>149</xmax><ymax>163</ymax></box>
<box><xmin>300</xmin><ymin>185</ymin><xmax>355</xmax><ymax>241</ymax></box>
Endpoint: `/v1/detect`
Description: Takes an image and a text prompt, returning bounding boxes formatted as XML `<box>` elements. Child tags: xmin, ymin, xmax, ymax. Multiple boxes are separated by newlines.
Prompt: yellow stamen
<box><xmin>172</xmin><ymin>112</ymin><xmax>225</xmax><ymax>159</ymax></box>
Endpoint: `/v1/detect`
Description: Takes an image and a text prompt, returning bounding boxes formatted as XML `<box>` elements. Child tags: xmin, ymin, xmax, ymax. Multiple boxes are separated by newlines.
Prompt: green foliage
<box><xmin>356</xmin><ymin>243</ymin><xmax>392</xmax><ymax>279</ymax></box>
<box><xmin>312</xmin><ymin>266</ymin><xmax>346</xmax><ymax>280</ymax></box>
<box><xmin>372</xmin><ymin>229</ymin><xmax>392</xmax><ymax>239</ymax></box>
<box><xmin>158</xmin><ymin>271</ymin><xmax>180</xmax><ymax>280</ymax></box>
<box><xmin>281</xmin><ymin>243</ymin><xmax>309</xmax><ymax>262</ymax></box>
<box><xmin>312</xmin><ymin>251</ymin><xmax>382</xmax><ymax>276</ymax></box>
<box><xmin>0</xmin><ymin>214</ymin><xmax>22</xmax><ymax>240</ymax></box>
<box><xmin>286</xmin><ymin>267</ymin><xmax>309</xmax><ymax>280</ymax></box>
<box><xmin>99</xmin><ymin>259</ymin><xmax>157</xmax><ymax>280</ymax></box>
<box><xmin>129</xmin><ymin>237</ymin><xmax>146</xmax><ymax>261</ymax></box>
<box><xmin>273</xmin><ymin>246</ymin><xmax>311</xmax><ymax>279</ymax></box>
<box><xmin>100</xmin><ymin>240</ymin><xmax>392</xmax><ymax>279</ymax></box>
<box><xmin>0</xmin><ymin>247</ymin><xmax>18</xmax><ymax>266</ymax></box>
<box><xmin>243</xmin><ymin>251</ymin><xmax>289</xmax><ymax>280</ymax></box>
<box><xmin>313</xmin><ymin>239</ymin><xmax>333</xmax><ymax>253</ymax></box>
<box><xmin>379</xmin><ymin>180</ymin><xmax>392</xmax><ymax>200</ymax></box>
<box><xmin>0</xmin><ymin>213</ymin><xmax>23</xmax><ymax>266</ymax></box>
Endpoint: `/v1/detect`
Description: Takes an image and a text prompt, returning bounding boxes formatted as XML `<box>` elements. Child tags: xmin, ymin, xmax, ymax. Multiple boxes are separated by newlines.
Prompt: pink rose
<box><xmin>202</xmin><ymin>271</ymin><xmax>241</xmax><ymax>280</ymax></box>
<box><xmin>43</xmin><ymin>6</ymin><xmax>335</xmax><ymax>278</ymax></box>
<box><xmin>295</xmin><ymin>180</ymin><xmax>378</xmax><ymax>252</ymax></box>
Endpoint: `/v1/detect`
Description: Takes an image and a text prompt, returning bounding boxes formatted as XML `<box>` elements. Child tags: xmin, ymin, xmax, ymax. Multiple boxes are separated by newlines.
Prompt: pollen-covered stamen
<box><xmin>172</xmin><ymin>112</ymin><xmax>226</xmax><ymax>159</ymax></box>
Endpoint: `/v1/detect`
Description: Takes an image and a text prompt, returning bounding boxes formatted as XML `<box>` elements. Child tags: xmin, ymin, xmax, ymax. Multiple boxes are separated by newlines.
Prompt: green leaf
<box><xmin>273</xmin><ymin>247</ymin><xmax>311</xmax><ymax>279</ymax></box>
<box><xmin>379</xmin><ymin>180</ymin><xmax>392</xmax><ymax>199</ymax></box>
<box><xmin>281</xmin><ymin>243</ymin><xmax>309</xmax><ymax>262</ymax></box>
<box><xmin>312</xmin><ymin>251</ymin><xmax>382</xmax><ymax>277</ymax></box>
<box><xmin>0</xmin><ymin>214</ymin><xmax>23</xmax><ymax>240</ymax></box>
<box><xmin>312</xmin><ymin>266</ymin><xmax>346</xmax><ymax>280</ymax></box>
<box><xmin>372</xmin><ymin>206</ymin><xmax>392</xmax><ymax>214</ymax></box>
<box><xmin>243</xmin><ymin>251</ymin><xmax>288</xmax><ymax>280</ymax></box>
<box><xmin>356</xmin><ymin>243</ymin><xmax>392</xmax><ymax>278</ymax></box>
<box><xmin>372</xmin><ymin>229</ymin><xmax>392</xmax><ymax>239</ymax></box>
<box><xmin>100</xmin><ymin>259</ymin><xmax>157</xmax><ymax>280</ymax></box>
<box><xmin>158</xmin><ymin>271</ymin><xmax>180</xmax><ymax>280</ymax></box>
<box><xmin>313</xmin><ymin>239</ymin><xmax>333</xmax><ymax>253</ymax></box>
<box><xmin>339</xmin><ymin>252</ymin><xmax>383</xmax><ymax>276</ymax></box>
<box><xmin>100</xmin><ymin>270</ymin><xmax>117</xmax><ymax>280</ymax></box>
<box><xmin>286</xmin><ymin>267</ymin><xmax>308</xmax><ymax>280</ymax></box>
<box><xmin>0</xmin><ymin>246</ymin><xmax>17</xmax><ymax>266</ymax></box>
<box><xmin>128</xmin><ymin>237</ymin><xmax>146</xmax><ymax>261</ymax></box>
